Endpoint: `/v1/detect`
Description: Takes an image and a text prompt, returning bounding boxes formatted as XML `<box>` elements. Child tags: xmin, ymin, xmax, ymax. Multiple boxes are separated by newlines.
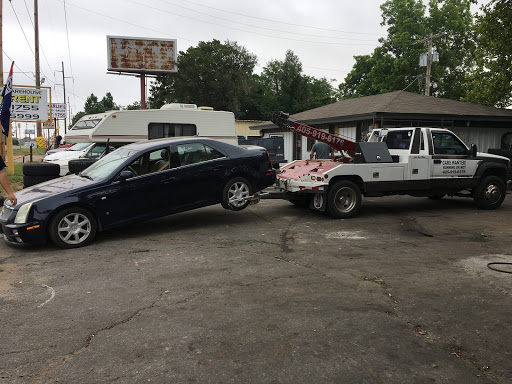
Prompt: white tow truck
<box><xmin>268</xmin><ymin>112</ymin><xmax>511</xmax><ymax>218</ymax></box>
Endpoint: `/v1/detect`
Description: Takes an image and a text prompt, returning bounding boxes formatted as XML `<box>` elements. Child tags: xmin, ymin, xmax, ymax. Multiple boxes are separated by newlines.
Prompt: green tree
<box><xmin>150</xmin><ymin>40</ymin><xmax>257</xmax><ymax>117</ymax></box>
<box><xmin>339</xmin><ymin>0</ymin><xmax>426</xmax><ymax>98</ymax></box>
<box><xmin>123</xmin><ymin>101</ymin><xmax>141</xmax><ymax>110</ymax></box>
<box><xmin>427</xmin><ymin>0</ymin><xmax>476</xmax><ymax>100</ymax></box>
<box><xmin>260</xmin><ymin>50</ymin><xmax>336</xmax><ymax>114</ymax></box>
<box><xmin>70</xmin><ymin>93</ymin><xmax>119</xmax><ymax>128</ymax></box>
<box><xmin>464</xmin><ymin>0</ymin><xmax>512</xmax><ymax>107</ymax></box>
<box><xmin>339</xmin><ymin>0</ymin><xmax>475</xmax><ymax>101</ymax></box>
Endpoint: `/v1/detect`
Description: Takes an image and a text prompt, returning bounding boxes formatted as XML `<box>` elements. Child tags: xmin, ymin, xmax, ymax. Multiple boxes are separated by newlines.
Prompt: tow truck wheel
<box><xmin>326</xmin><ymin>180</ymin><xmax>362</xmax><ymax>219</ymax></box>
<box><xmin>221</xmin><ymin>177</ymin><xmax>253</xmax><ymax>211</ymax></box>
<box><xmin>473</xmin><ymin>175</ymin><xmax>506</xmax><ymax>210</ymax></box>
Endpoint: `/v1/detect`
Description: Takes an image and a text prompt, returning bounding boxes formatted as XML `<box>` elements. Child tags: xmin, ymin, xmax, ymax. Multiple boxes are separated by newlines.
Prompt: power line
<box><xmin>128</xmin><ymin>0</ymin><xmax>378</xmax><ymax>46</ymax></box>
<box><xmin>9</xmin><ymin>1</ymin><xmax>35</xmax><ymax>57</ymax></box>
<box><xmin>174</xmin><ymin>0</ymin><xmax>383</xmax><ymax>37</ymax></box>
<box><xmin>62</xmin><ymin>0</ymin><xmax>74</xmax><ymax>79</ymax></box>
<box><xmin>22</xmin><ymin>0</ymin><xmax>61</xmax><ymax>101</ymax></box>
<box><xmin>2</xmin><ymin>50</ymin><xmax>87</xmax><ymax>102</ymax></box>
<box><xmin>150</xmin><ymin>0</ymin><xmax>379</xmax><ymax>42</ymax></box>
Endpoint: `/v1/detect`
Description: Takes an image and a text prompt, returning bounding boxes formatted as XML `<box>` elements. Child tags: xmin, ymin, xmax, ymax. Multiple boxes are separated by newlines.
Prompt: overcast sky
<box><xmin>2</xmin><ymin>0</ymin><xmax>488</xmax><ymax>118</ymax></box>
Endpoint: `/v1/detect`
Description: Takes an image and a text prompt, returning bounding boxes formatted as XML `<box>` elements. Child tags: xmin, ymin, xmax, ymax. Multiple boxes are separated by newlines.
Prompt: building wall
<box><xmin>236</xmin><ymin>120</ymin><xmax>266</xmax><ymax>138</ymax></box>
<box><xmin>451</xmin><ymin>127</ymin><xmax>511</xmax><ymax>152</ymax></box>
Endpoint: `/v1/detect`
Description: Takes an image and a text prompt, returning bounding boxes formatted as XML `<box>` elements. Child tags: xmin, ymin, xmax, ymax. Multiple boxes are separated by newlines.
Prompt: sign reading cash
<box><xmin>0</xmin><ymin>86</ymin><xmax>50</xmax><ymax>122</ymax></box>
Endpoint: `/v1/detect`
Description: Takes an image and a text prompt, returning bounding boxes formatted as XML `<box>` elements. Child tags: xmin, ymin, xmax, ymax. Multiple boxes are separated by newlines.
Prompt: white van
<box><xmin>65</xmin><ymin>103</ymin><xmax>237</xmax><ymax>145</ymax></box>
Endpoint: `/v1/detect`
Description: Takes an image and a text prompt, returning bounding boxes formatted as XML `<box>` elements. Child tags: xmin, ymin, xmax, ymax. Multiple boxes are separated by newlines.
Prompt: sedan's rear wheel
<box><xmin>221</xmin><ymin>177</ymin><xmax>253</xmax><ymax>211</ymax></box>
<box><xmin>49</xmin><ymin>208</ymin><xmax>97</xmax><ymax>248</ymax></box>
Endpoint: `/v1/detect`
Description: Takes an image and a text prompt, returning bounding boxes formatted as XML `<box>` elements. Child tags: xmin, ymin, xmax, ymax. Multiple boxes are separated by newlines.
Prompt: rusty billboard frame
<box><xmin>107</xmin><ymin>35</ymin><xmax>177</xmax><ymax>75</ymax></box>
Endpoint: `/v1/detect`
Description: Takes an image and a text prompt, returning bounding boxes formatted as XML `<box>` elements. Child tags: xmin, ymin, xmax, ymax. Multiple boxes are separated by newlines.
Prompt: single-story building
<box><xmin>235</xmin><ymin>120</ymin><xmax>266</xmax><ymax>139</ymax></box>
<box><xmin>252</xmin><ymin>91</ymin><xmax>512</xmax><ymax>164</ymax></box>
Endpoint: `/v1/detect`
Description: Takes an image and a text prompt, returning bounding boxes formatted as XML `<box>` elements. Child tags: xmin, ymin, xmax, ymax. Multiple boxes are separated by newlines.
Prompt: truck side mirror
<box><xmin>469</xmin><ymin>144</ymin><xmax>477</xmax><ymax>157</ymax></box>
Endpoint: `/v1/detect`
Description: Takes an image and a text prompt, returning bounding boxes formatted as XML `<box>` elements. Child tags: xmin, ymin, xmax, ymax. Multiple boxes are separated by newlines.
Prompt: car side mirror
<box><xmin>119</xmin><ymin>170</ymin><xmax>133</xmax><ymax>181</ymax></box>
<box><xmin>469</xmin><ymin>143</ymin><xmax>477</xmax><ymax>157</ymax></box>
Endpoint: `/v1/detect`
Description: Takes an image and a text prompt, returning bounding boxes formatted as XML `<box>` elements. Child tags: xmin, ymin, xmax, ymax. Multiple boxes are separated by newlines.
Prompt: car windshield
<box><xmin>68</xmin><ymin>143</ymin><xmax>92</xmax><ymax>151</ymax></box>
<box><xmin>81</xmin><ymin>148</ymin><xmax>138</xmax><ymax>180</ymax></box>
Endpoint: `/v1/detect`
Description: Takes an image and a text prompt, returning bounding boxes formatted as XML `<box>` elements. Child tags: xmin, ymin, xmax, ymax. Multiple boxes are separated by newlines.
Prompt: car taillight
<box><xmin>264</xmin><ymin>149</ymin><xmax>273</xmax><ymax>168</ymax></box>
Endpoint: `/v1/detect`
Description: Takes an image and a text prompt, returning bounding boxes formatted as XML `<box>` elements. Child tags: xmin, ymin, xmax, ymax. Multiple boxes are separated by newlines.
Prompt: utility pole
<box><xmin>34</xmin><ymin>0</ymin><xmax>42</xmax><ymax>137</ymax></box>
<box><xmin>425</xmin><ymin>34</ymin><xmax>433</xmax><ymax>96</ymax></box>
<box><xmin>419</xmin><ymin>33</ymin><xmax>443</xmax><ymax>96</ymax></box>
<box><xmin>55</xmin><ymin>61</ymin><xmax>69</xmax><ymax>133</ymax></box>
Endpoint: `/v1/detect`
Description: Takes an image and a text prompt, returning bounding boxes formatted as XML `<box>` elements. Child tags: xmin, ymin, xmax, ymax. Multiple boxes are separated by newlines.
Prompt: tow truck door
<box><xmin>428</xmin><ymin>130</ymin><xmax>479</xmax><ymax>180</ymax></box>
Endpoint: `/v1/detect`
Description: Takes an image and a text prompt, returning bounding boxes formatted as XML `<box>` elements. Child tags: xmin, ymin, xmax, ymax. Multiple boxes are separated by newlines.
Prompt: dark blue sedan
<box><xmin>0</xmin><ymin>138</ymin><xmax>276</xmax><ymax>248</ymax></box>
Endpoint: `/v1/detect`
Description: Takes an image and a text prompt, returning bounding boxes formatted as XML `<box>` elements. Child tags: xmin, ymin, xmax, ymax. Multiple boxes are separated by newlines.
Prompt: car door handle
<box><xmin>162</xmin><ymin>177</ymin><xmax>175</xmax><ymax>184</ymax></box>
<box><xmin>434</xmin><ymin>160</ymin><xmax>442</xmax><ymax>164</ymax></box>
<box><xmin>212</xmin><ymin>165</ymin><xmax>224</xmax><ymax>171</ymax></box>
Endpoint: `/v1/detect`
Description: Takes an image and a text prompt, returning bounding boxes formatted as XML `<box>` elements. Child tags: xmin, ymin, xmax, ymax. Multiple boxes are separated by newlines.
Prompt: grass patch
<box><xmin>13</xmin><ymin>147</ymin><xmax>46</xmax><ymax>156</ymax></box>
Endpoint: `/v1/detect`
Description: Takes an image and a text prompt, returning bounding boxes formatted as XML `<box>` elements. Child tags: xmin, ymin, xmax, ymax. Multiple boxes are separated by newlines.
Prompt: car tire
<box><xmin>49</xmin><ymin>207</ymin><xmax>98</xmax><ymax>249</ymax></box>
<box><xmin>23</xmin><ymin>163</ymin><xmax>60</xmax><ymax>176</ymax></box>
<box><xmin>23</xmin><ymin>174</ymin><xmax>60</xmax><ymax>188</ymax></box>
<box><xmin>473</xmin><ymin>175</ymin><xmax>506</xmax><ymax>210</ymax></box>
<box><xmin>326</xmin><ymin>180</ymin><xmax>362</xmax><ymax>219</ymax></box>
<box><xmin>68</xmin><ymin>158</ymin><xmax>97</xmax><ymax>174</ymax></box>
<box><xmin>221</xmin><ymin>177</ymin><xmax>253</xmax><ymax>211</ymax></box>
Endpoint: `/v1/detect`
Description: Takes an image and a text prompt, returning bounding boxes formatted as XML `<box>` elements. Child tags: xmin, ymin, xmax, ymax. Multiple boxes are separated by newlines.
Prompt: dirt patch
<box><xmin>0</xmin><ymin>263</ymin><xmax>18</xmax><ymax>296</ymax></box>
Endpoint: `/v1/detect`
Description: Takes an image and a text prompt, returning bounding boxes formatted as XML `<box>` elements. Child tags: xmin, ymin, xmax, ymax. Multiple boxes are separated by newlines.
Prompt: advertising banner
<box><xmin>50</xmin><ymin>103</ymin><xmax>67</xmax><ymax>119</ymax></box>
<box><xmin>0</xmin><ymin>86</ymin><xmax>50</xmax><ymax>122</ymax></box>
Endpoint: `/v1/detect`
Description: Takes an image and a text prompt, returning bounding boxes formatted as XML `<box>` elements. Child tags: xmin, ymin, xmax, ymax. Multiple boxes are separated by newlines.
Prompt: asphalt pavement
<box><xmin>1</xmin><ymin>195</ymin><xmax>512</xmax><ymax>383</ymax></box>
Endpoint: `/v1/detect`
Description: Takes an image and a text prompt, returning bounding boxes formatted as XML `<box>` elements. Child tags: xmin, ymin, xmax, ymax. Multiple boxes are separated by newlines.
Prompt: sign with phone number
<box><xmin>0</xmin><ymin>86</ymin><xmax>50</xmax><ymax>122</ymax></box>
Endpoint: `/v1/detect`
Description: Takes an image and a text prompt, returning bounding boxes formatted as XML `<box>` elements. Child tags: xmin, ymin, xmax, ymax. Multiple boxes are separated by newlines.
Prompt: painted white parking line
<box><xmin>37</xmin><ymin>285</ymin><xmax>55</xmax><ymax>308</ymax></box>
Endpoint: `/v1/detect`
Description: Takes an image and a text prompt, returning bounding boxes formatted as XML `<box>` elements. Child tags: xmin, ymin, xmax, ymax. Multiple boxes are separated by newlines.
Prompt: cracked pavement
<box><xmin>1</xmin><ymin>194</ymin><xmax>512</xmax><ymax>383</ymax></box>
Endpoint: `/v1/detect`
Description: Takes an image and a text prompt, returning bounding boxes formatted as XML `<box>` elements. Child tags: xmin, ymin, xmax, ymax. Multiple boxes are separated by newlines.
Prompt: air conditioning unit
<box><xmin>160</xmin><ymin>103</ymin><xmax>198</xmax><ymax>110</ymax></box>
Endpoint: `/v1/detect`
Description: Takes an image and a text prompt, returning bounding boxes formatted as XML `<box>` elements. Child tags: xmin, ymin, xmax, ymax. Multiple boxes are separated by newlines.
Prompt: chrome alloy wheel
<box><xmin>57</xmin><ymin>212</ymin><xmax>93</xmax><ymax>245</ymax></box>
<box><xmin>333</xmin><ymin>186</ymin><xmax>357</xmax><ymax>213</ymax></box>
<box><xmin>484</xmin><ymin>183</ymin><xmax>502</xmax><ymax>205</ymax></box>
<box><xmin>228</xmin><ymin>181</ymin><xmax>250</xmax><ymax>208</ymax></box>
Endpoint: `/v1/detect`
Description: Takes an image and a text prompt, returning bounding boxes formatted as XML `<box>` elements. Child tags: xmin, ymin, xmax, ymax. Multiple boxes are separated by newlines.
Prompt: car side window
<box><xmin>123</xmin><ymin>148</ymin><xmax>171</xmax><ymax>177</ymax></box>
<box><xmin>205</xmin><ymin>145</ymin><xmax>225</xmax><ymax>160</ymax></box>
<box><xmin>177</xmin><ymin>143</ymin><xmax>226</xmax><ymax>166</ymax></box>
<box><xmin>84</xmin><ymin>144</ymin><xmax>107</xmax><ymax>159</ymax></box>
<box><xmin>432</xmin><ymin>132</ymin><xmax>467</xmax><ymax>155</ymax></box>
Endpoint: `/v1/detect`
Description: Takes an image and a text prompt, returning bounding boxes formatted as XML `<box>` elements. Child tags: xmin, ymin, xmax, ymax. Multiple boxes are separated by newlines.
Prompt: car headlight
<box><xmin>14</xmin><ymin>203</ymin><xmax>33</xmax><ymax>224</ymax></box>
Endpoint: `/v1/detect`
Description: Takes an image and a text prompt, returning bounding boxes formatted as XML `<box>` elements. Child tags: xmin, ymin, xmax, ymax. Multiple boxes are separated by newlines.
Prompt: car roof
<box><xmin>120</xmin><ymin>137</ymin><xmax>237</xmax><ymax>152</ymax></box>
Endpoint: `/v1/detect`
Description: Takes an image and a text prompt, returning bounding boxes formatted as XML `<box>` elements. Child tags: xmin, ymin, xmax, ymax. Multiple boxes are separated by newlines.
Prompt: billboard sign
<box><xmin>0</xmin><ymin>86</ymin><xmax>50</xmax><ymax>122</ymax></box>
<box><xmin>49</xmin><ymin>103</ymin><xmax>67</xmax><ymax>119</ymax></box>
<box><xmin>107</xmin><ymin>36</ymin><xmax>177</xmax><ymax>74</ymax></box>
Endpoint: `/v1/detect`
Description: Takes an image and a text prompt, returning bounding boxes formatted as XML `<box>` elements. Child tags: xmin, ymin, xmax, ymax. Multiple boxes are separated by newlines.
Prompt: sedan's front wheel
<box><xmin>221</xmin><ymin>177</ymin><xmax>253</xmax><ymax>211</ymax></box>
<box><xmin>49</xmin><ymin>208</ymin><xmax>97</xmax><ymax>248</ymax></box>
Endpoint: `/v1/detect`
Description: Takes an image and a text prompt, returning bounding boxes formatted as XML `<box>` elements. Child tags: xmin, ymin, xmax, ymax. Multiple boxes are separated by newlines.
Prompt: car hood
<box><xmin>14</xmin><ymin>174</ymin><xmax>97</xmax><ymax>206</ymax></box>
<box><xmin>44</xmin><ymin>150</ymin><xmax>86</xmax><ymax>161</ymax></box>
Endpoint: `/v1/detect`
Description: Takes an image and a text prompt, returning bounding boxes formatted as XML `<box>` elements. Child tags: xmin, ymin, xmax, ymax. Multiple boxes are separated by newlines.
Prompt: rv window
<box><xmin>148</xmin><ymin>123</ymin><xmax>197</xmax><ymax>139</ymax></box>
<box><xmin>71</xmin><ymin>119</ymin><xmax>102</xmax><ymax>130</ymax></box>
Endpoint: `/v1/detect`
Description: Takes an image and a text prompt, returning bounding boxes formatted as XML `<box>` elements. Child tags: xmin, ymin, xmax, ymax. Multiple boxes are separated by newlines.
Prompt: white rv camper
<box><xmin>65</xmin><ymin>103</ymin><xmax>237</xmax><ymax>145</ymax></box>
